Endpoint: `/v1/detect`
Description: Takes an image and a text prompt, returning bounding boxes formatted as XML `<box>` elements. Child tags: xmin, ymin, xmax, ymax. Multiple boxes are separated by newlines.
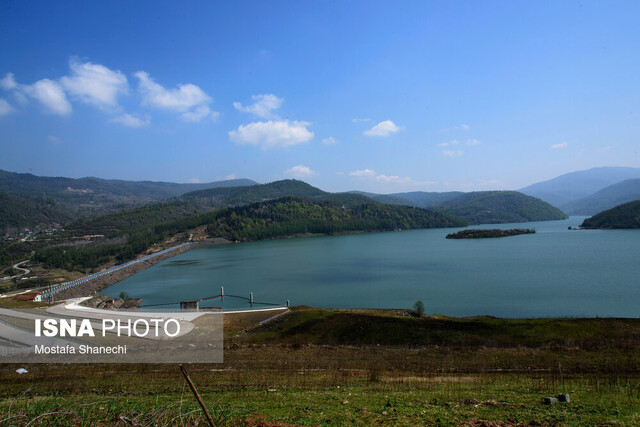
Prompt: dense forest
<box><xmin>0</xmin><ymin>191</ymin><xmax>72</xmax><ymax>233</ymax></box>
<box><xmin>204</xmin><ymin>196</ymin><xmax>467</xmax><ymax>241</ymax></box>
<box><xmin>182</xmin><ymin>179</ymin><xmax>327</xmax><ymax>207</ymax></box>
<box><xmin>580</xmin><ymin>200</ymin><xmax>640</xmax><ymax>229</ymax></box>
<box><xmin>436</xmin><ymin>191</ymin><xmax>567</xmax><ymax>224</ymax></box>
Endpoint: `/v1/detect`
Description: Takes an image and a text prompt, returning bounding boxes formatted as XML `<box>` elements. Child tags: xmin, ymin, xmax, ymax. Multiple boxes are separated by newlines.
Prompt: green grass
<box><xmin>245</xmin><ymin>307</ymin><xmax>640</xmax><ymax>349</ymax></box>
<box><xmin>2</xmin><ymin>307</ymin><xmax>640</xmax><ymax>425</ymax></box>
<box><xmin>1</xmin><ymin>365</ymin><xmax>640</xmax><ymax>425</ymax></box>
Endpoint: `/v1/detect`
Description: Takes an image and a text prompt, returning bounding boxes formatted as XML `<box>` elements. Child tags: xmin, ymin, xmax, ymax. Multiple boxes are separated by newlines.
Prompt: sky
<box><xmin>0</xmin><ymin>0</ymin><xmax>639</xmax><ymax>193</ymax></box>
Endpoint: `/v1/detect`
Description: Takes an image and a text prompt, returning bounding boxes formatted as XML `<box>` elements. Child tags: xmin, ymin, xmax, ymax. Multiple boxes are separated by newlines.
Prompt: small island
<box><xmin>446</xmin><ymin>228</ymin><xmax>535</xmax><ymax>239</ymax></box>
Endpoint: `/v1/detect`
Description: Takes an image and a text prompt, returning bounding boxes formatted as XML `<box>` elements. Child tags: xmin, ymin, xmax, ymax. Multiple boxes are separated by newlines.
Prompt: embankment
<box><xmin>52</xmin><ymin>238</ymin><xmax>229</xmax><ymax>300</ymax></box>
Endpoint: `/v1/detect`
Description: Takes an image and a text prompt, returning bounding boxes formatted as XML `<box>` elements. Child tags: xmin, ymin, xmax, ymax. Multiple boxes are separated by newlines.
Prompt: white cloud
<box><xmin>0</xmin><ymin>98</ymin><xmax>13</xmax><ymax>116</ymax></box>
<box><xmin>551</xmin><ymin>142</ymin><xmax>568</xmax><ymax>149</ymax></box>
<box><xmin>322</xmin><ymin>136</ymin><xmax>338</xmax><ymax>145</ymax></box>
<box><xmin>284</xmin><ymin>165</ymin><xmax>317</xmax><ymax>178</ymax></box>
<box><xmin>352</xmin><ymin>117</ymin><xmax>371</xmax><ymax>123</ymax></box>
<box><xmin>24</xmin><ymin>79</ymin><xmax>72</xmax><ymax>115</ymax></box>
<box><xmin>442</xmin><ymin>150</ymin><xmax>463</xmax><ymax>157</ymax></box>
<box><xmin>60</xmin><ymin>58</ymin><xmax>128</xmax><ymax>109</ymax></box>
<box><xmin>1</xmin><ymin>73</ymin><xmax>71</xmax><ymax>115</ymax></box>
<box><xmin>189</xmin><ymin>177</ymin><xmax>201</xmax><ymax>183</ymax></box>
<box><xmin>228</xmin><ymin>120</ymin><xmax>314</xmax><ymax>149</ymax></box>
<box><xmin>438</xmin><ymin>139</ymin><xmax>460</xmax><ymax>147</ymax></box>
<box><xmin>349</xmin><ymin>168</ymin><xmax>434</xmax><ymax>187</ymax></box>
<box><xmin>0</xmin><ymin>73</ymin><xmax>18</xmax><ymax>90</ymax></box>
<box><xmin>363</xmin><ymin>120</ymin><xmax>400</xmax><ymax>137</ymax></box>
<box><xmin>110</xmin><ymin>113</ymin><xmax>150</xmax><ymax>128</ymax></box>
<box><xmin>233</xmin><ymin>94</ymin><xmax>283</xmax><ymax>119</ymax></box>
<box><xmin>179</xmin><ymin>105</ymin><xmax>219</xmax><ymax>123</ymax></box>
<box><xmin>135</xmin><ymin>71</ymin><xmax>212</xmax><ymax>113</ymax></box>
<box><xmin>349</xmin><ymin>169</ymin><xmax>376</xmax><ymax>177</ymax></box>
<box><xmin>439</xmin><ymin>139</ymin><xmax>479</xmax><ymax>147</ymax></box>
<box><xmin>440</xmin><ymin>123</ymin><xmax>470</xmax><ymax>132</ymax></box>
<box><xmin>223</xmin><ymin>174</ymin><xmax>237</xmax><ymax>180</ymax></box>
<box><xmin>47</xmin><ymin>135</ymin><xmax>61</xmax><ymax>144</ymax></box>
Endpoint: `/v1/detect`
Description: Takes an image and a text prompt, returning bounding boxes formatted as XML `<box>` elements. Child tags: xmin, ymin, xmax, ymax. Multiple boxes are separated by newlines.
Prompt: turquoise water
<box><xmin>104</xmin><ymin>217</ymin><xmax>640</xmax><ymax>317</ymax></box>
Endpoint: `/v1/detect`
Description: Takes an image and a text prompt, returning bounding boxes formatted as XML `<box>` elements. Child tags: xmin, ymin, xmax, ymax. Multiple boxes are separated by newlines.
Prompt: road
<box><xmin>11</xmin><ymin>260</ymin><xmax>30</xmax><ymax>279</ymax></box>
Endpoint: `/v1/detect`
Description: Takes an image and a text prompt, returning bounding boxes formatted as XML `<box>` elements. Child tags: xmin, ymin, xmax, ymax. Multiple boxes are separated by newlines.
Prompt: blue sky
<box><xmin>1</xmin><ymin>1</ymin><xmax>639</xmax><ymax>193</ymax></box>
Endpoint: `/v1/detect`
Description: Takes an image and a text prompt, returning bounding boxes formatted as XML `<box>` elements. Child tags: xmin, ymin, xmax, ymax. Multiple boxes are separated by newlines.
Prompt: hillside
<box><xmin>203</xmin><ymin>196</ymin><xmax>467</xmax><ymax>241</ymax></box>
<box><xmin>0</xmin><ymin>191</ymin><xmax>73</xmax><ymax>233</ymax></box>
<box><xmin>349</xmin><ymin>190</ymin><xmax>463</xmax><ymax>208</ymax></box>
<box><xmin>182</xmin><ymin>179</ymin><xmax>326</xmax><ymax>207</ymax></box>
<box><xmin>580</xmin><ymin>200</ymin><xmax>640</xmax><ymax>229</ymax></box>
<box><xmin>390</xmin><ymin>191</ymin><xmax>464</xmax><ymax>207</ymax></box>
<box><xmin>519</xmin><ymin>166</ymin><xmax>640</xmax><ymax>208</ymax></box>
<box><xmin>0</xmin><ymin>169</ymin><xmax>256</xmax><ymax>213</ymax></box>
<box><xmin>436</xmin><ymin>191</ymin><xmax>568</xmax><ymax>224</ymax></box>
<box><xmin>563</xmin><ymin>179</ymin><xmax>640</xmax><ymax>215</ymax></box>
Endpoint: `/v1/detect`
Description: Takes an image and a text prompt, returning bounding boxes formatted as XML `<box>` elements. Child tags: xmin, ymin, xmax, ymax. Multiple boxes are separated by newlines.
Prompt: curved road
<box><xmin>11</xmin><ymin>260</ymin><xmax>30</xmax><ymax>279</ymax></box>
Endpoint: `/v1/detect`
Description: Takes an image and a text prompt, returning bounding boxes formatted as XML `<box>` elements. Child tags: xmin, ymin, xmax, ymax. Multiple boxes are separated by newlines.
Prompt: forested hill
<box><xmin>155</xmin><ymin>196</ymin><xmax>468</xmax><ymax>243</ymax></box>
<box><xmin>580</xmin><ymin>200</ymin><xmax>640</xmax><ymax>229</ymax></box>
<box><xmin>436</xmin><ymin>191</ymin><xmax>568</xmax><ymax>224</ymax></box>
<box><xmin>201</xmin><ymin>196</ymin><xmax>468</xmax><ymax>241</ymax></box>
<box><xmin>0</xmin><ymin>191</ymin><xmax>73</xmax><ymax>233</ymax></box>
<box><xmin>181</xmin><ymin>179</ymin><xmax>327</xmax><ymax>207</ymax></box>
<box><xmin>0</xmin><ymin>169</ymin><xmax>256</xmax><ymax>211</ymax></box>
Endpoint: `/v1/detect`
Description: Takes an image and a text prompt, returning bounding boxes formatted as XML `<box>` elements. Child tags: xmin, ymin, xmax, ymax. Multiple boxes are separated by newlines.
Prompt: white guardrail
<box><xmin>40</xmin><ymin>242</ymin><xmax>193</xmax><ymax>298</ymax></box>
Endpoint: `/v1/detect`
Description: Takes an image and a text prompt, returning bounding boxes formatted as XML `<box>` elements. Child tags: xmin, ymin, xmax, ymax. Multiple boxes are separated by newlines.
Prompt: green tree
<box><xmin>413</xmin><ymin>300</ymin><xmax>425</xmax><ymax>317</ymax></box>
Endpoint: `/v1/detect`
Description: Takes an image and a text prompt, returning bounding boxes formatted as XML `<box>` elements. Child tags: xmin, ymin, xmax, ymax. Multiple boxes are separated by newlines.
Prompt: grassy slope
<box><xmin>245</xmin><ymin>307</ymin><xmax>640</xmax><ymax>349</ymax></box>
<box><xmin>1</xmin><ymin>307</ymin><xmax>640</xmax><ymax>425</ymax></box>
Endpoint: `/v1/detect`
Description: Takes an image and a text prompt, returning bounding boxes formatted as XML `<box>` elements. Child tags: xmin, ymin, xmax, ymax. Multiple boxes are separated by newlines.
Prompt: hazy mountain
<box><xmin>347</xmin><ymin>191</ymin><xmax>420</xmax><ymax>207</ymax></box>
<box><xmin>580</xmin><ymin>200</ymin><xmax>640</xmax><ymax>229</ymax></box>
<box><xmin>519</xmin><ymin>167</ymin><xmax>640</xmax><ymax>208</ymax></box>
<box><xmin>436</xmin><ymin>191</ymin><xmax>568</xmax><ymax>224</ymax></box>
<box><xmin>349</xmin><ymin>190</ymin><xmax>463</xmax><ymax>208</ymax></box>
<box><xmin>564</xmin><ymin>179</ymin><xmax>640</xmax><ymax>215</ymax></box>
<box><xmin>389</xmin><ymin>191</ymin><xmax>464</xmax><ymax>208</ymax></box>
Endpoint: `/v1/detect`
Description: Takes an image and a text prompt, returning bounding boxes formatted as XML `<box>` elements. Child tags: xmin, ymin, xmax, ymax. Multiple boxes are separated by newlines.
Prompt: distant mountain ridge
<box><xmin>351</xmin><ymin>190</ymin><xmax>463</xmax><ymax>208</ymax></box>
<box><xmin>563</xmin><ymin>179</ymin><xmax>640</xmax><ymax>215</ymax></box>
<box><xmin>0</xmin><ymin>169</ymin><xmax>256</xmax><ymax>202</ymax></box>
<box><xmin>519</xmin><ymin>167</ymin><xmax>640</xmax><ymax>208</ymax></box>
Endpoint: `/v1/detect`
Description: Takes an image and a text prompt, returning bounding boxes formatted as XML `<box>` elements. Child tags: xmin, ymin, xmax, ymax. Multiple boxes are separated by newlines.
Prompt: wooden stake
<box><xmin>179</xmin><ymin>364</ymin><xmax>215</xmax><ymax>427</ymax></box>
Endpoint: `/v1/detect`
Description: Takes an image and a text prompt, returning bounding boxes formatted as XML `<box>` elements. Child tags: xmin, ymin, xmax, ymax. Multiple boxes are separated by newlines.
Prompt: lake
<box><xmin>104</xmin><ymin>217</ymin><xmax>640</xmax><ymax>317</ymax></box>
